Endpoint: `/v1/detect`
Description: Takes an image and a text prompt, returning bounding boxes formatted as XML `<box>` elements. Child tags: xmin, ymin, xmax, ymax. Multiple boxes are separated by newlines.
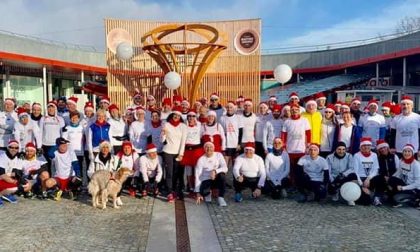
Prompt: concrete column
<box><xmin>296</xmin><ymin>73</ymin><xmax>300</xmax><ymax>83</ymax></box>
<box><xmin>81</xmin><ymin>70</ymin><xmax>85</xmax><ymax>95</ymax></box>
<box><xmin>47</xmin><ymin>71</ymin><xmax>53</xmax><ymax>101</ymax></box>
<box><xmin>43</xmin><ymin>66</ymin><xmax>47</xmax><ymax>112</ymax></box>
<box><xmin>403</xmin><ymin>57</ymin><xmax>407</xmax><ymax>87</ymax></box>
<box><xmin>376</xmin><ymin>63</ymin><xmax>379</xmax><ymax>85</ymax></box>
<box><xmin>4</xmin><ymin>66</ymin><xmax>10</xmax><ymax>98</ymax></box>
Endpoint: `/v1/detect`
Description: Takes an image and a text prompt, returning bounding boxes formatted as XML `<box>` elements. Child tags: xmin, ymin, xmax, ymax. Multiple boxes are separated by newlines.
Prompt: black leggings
<box><xmin>199</xmin><ymin>173</ymin><xmax>226</xmax><ymax>197</ymax></box>
<box><xmin>234</xmin><ymin>176</ymin><xmax>260</xmax><ymax>193</ymax></box>
<box><xmin>389</xmin><ymin>177</ymin><xmax>420</xmax><ymax>204</ymax></box>
<box><xmin>162</xmin><ymin>152</ymin><xmax>184</xmax><ymax>194</ymax></box>
<box><xmin>264</xmin><ymin>178</ymin><xmax>289</xmax><ymax>199</ymax></box>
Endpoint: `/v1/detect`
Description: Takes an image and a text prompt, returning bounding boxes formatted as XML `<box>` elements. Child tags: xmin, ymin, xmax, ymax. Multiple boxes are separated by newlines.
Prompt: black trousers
<box><xmin>255</xmin><ymin>141</ymin><xmax>265</xmax><ymax>159</ymax></box>
<box><xmin>199</xmin><ymin>173</ymin><xmax>226</xmax><ymax>197</ymax></box>
<box><xmin>264</xmin><ymin>178</ymin><xmax>289</xmax><ymax>199</ymax></box>
<box><xmin>234</xmin><ymin>176</ymin><xmax>260</xmax><ymax>193</ymax></box>
<box><xmin>162</xmin><ymin>152</ymin><xmax>184</xmax><ymax>194</ymax></box>
<box><xmin>138</xmin><ymin>176</ymin><xmax>157</xmax><ymax>192</ymax></box>
<box><xmin>388</xmin><ymin>177</ymin><xmax>420</xmax><ymax>204</ymax></box>
<box><xmin>295</xmin><ymin>166</ymin><xmax>326</xmax><ymax>201</ymax></box>
<box><xmin>329</xmin><ymin>173</ymin><xmax>358</xmax><ymax>194</ymax></box>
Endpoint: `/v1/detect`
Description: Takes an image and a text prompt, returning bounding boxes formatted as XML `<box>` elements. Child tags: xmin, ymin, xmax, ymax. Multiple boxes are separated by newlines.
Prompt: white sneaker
<box><xmin>205</xmin><ymin>194</ymin><xmax>212</xmax><ymax>203</ymax></box>
<box><xmin>281</xmin><ymin>189</ymin><xmax>288</xmax><ymax>198</ymax></box>
<box><xmin>373</xmin><ymin>197</ymin><xmax>382</xmax><ymax>206</ymax></box>
<box><xmin>347</xmin><ymin>201</ymin><xmax>356</xmax><ymax>206</ymax></box>
<box><xmin>332</xmin><ymin>192</ymin><xmax>340</xmax><ymax>202</ymax></box>
<box><xmin>116</xmin><ymin>197</ymin><xmax>123</xmax><ymax>206</ymax></box>
<box><xmin>217</xmin><ymin>197</ymin><xmax>227</xmax><ymax>207</ymax></box>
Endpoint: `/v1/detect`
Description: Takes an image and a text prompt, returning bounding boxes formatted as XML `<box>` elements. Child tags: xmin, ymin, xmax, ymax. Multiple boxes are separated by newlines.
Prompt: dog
<box><xmin>88</xmin><ymin>167</ymin><xmax>133</xmax><ymax>209</ymax></box>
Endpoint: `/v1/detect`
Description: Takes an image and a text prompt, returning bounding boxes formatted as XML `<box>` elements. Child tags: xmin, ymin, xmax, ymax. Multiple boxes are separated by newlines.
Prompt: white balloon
<box><xmin>164</xmin><ymin>71</ymin><xmax>181</xmax><ymax>90</ymax></box>
<box><xmin>340</xmin><ymin>182</ymin><xmax>361</xmax><ymax>202</ymax></box>
<box><xmin>274</xmin><ymin>64</ymin><xmax>293</xmax><ymax>84</ymax></box>
<box><xmin>116</xmin><ymin>42</ymin><xmax>133</xmax><ymax>60</ymax></box>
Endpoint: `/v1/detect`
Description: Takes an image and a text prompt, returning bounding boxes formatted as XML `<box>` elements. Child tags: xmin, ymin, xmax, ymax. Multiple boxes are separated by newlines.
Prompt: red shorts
<box><xmin>55</xmin><ymin>177</ymin><xmax>71</xmax><ymax>191</ymax></box>
<box><xmin>0</xmin><ymin>180</ymin><xmax>18</xmax><ymax>192</ymax></box>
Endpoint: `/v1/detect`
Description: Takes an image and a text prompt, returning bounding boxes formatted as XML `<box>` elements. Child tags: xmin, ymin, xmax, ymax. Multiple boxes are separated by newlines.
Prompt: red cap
<box><xmin>173</xmin><ymin>95</ymin><xmax>183</xmax><ymax>103</ymax></box>
<box><xmin>8</xmin><ymin>139</ymin><xmax>19</xmax><ymax>147</ymax></box>
<box><xmin>172</xmin><ymin>106</ymin><xmax>182</xmax><ymax>116</ymax></box>
<box><xmin>162</xmin><ymin>98</ymin><xmax>172</xmax><ymax>106</ymax></box>
<box><xmin>314</xmin><ymin>92</ymin><xmax>326</xmax><ymax>100</ymax></box>
<box><xmin>272</xmin><ymin>104</ymin><xmax>282</xmax><ymax>112</ymax></box>
<box><xmin>391</xmin><ymin>103</ymin><xmax>401</xmax><ymax>115</ymax></box>
<box><xmin>108</xmin><ymin>104</ymin><xmax>119</xmax><ymax>111</ymax></box>
<box><xmin>84</xmin><ymin>101</ymin><xmax>94</xmax><ymax>110</ymax></box>
<box><xmin>401</xmin><ymin>95</ymin><xmax>413</xmax><ymax>104</ymax></box>
<box><xmin>122</xmin><ymin>141</ymin><xmax>132</xmax><ymax>149</ymax></box>
<box><xmin>67</xmin><ymin>96</ymin><xmax>78</xmax><ymax>105</ymax></box>
<box><xmin>376</xmin><ymin>139</ymin><xmax>389</xmax><ymax>150</ymax></box>
<box><xmin>325</xmin><ymin>104</ymin><xmax>335</xmax><ymax>112</ymax></box>
<box><xmin>100</xmin><ymin>96</ymin><xmax>110</xmax><ymax>104</ymax></box>
<box><xmin>17</xmin><ymin>107</ymin><xmax>29</xmax><ymax>118</ymax></box>
<box><xmin>210</xmin><ymin>93</ymin><xmax>219</xmax><ymax>99</ymax></box>
<box><xmin>367</xmin><ymin>99</ymin><xmax>378</xmax><ymax>108</ymax></box>
<box><xmin>146</xmin><ymin>143</ymin><xmax>157</xmax><ymax>153</ymax></box>
<box><xmin>25</xmin><ymin>142</ymin><xmax>36</xmax><ymax>150</ymax></box>
<box><xmin>48</xmin><ymin>100</ymin><xmax>58</xmax><ymax>108</ymax></box>
<box><xmin>289</xmin><ymin>92</ymin><xmax>299</xmax><ymax>100</ymax></box>
<box><xmin>360</xmin><ymin>137</ymin><xmax>372</xmax><ymax>146</ymax></box>
<box><xmin>244</xmin><ymin>142</ymin><xmax>255</xmax><ymax>151</ymax></box>
<box><xmin>244</xmin><ymin>98</ymin><xmax>253</xmax><ymax>106</ymax></box>
<box><xmin>402</xmin><ymin>144</ymin><xmax>415</xmax><ymax>153</ymax></box>
<box><xmin>381</xmin><ymin>101</ymin><xmax>392</xmax><ymax>110</ymax></box>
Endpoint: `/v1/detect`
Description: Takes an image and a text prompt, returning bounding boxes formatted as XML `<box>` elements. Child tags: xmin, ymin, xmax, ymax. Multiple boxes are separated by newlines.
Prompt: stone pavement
<box><xmin>2</xmin><ymin>191</ymin><xmax>420</xmax><ymax>252</ymax></box>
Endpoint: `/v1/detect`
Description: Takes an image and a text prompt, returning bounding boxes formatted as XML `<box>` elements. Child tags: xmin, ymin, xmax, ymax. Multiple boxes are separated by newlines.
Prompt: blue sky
<box><xmin>0</xmin><ymin>0</ymin><xmax>419</xmax><ymax>53</ymax></box>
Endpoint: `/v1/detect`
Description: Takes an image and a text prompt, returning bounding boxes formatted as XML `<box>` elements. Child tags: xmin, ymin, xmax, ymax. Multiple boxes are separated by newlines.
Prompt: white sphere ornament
<box><xmin>274</xmin><ymin>64</ymin><xmax>293</xmax><ymax>84</ymax></box>
<box><xmin>164</xmin><ymin>71</ymin><xmax>181</xmax><ymax>90</ymax></box>
<box><xmin>340</xmin><ymin>182</ymin><xmax>361</xmax><ymax>202</ymax></box>
<box><xmin>116</xmin><ymin>42</ymin><xmax>134</xmax><ymax>60</ymax></box>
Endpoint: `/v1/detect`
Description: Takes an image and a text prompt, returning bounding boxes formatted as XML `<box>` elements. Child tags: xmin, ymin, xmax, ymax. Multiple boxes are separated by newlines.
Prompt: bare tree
<box><xmin>395</xmin><ymin>16</ymin><xmax>420</xmax><ymax>34</ymax></box>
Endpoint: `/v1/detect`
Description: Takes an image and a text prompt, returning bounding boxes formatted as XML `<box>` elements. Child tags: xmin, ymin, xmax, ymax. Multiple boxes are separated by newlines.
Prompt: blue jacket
<box><xmin>90</xmin><ymin>122</ymin><xmax>111</xmax><ymax>148</ymax></box>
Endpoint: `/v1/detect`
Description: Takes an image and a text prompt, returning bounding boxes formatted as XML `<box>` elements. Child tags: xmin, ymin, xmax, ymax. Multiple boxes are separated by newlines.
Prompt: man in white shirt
<box><xmin>0</xmin><ymin>98</ymin><xmax>18</xmax><ymax>150</ymax></box>
<box><xmin>195</xmin><ymin>141</ymin><xmax>228</xmax><ymax>206</ymax></box>
<box><xmin>232</xmin><ymin>142</ymin><xmax>266</xmax><ymax>202</ymax></box>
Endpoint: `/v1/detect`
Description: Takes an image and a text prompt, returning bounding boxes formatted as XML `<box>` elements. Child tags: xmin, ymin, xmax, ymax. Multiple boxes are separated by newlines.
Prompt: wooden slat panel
<box><xmin>105</xmin><ymin>19</ymin><xmax>261</xmax><ymax>111</ymax></box>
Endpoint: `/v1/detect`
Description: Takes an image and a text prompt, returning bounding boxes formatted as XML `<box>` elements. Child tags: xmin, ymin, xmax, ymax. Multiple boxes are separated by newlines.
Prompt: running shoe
<box><xmin>1</xmin><ymin>194</ymin><xmax>18</xmax><ymax>204</ymax></box>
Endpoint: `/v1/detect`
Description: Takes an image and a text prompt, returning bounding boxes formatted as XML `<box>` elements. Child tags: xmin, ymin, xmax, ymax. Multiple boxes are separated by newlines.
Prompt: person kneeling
<box><xmin>45</xmin><ymin>138</ymin><xmax>82</xmax><ymax>200</ymax></box>
<box><xmin>195</xmin><ymin>142</ymin><xmax>228</xmax><ymax>206</ymax></box>
<box><xmin>296</xmin><ymin>143</ymin><xmax>329</xmax><ymax>203</ymax></box>
<box><xmin>138</xmin><ymin>143</ymin><xmax>163</xmax><ymax>197</ymax></box>
<box><xmin>264</xmin><ymin>138</ymin><xmax>290</xmax><ymax>199</ymax></box>
<box><xmin>233</xmin><ymin>142</ymin><xmax>266</xmax><ymax>202</ymax></box>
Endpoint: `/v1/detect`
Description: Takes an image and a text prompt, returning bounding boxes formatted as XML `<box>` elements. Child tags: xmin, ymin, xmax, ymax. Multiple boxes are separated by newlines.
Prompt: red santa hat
<box><xmin>236</xmin><ymin>95</ymin><xmax>245</xmax><ymax>103</ymax></box>
<box><xmin>122</xmin><ymin>141</ymin><xmax>132</xmax><ymax>149</ymax></box>
<box><xmin>305</xmin><ymin>99</ymin><xmax>317</xmax><ymax>107</ymax></box>
<box><xmin>325</xmin><ymin>104</ymin><xmax>335</xmax><ymax>112</ymax></box>
<box><xmin>210</xmin><ymin>93</ymin><xmax>219</xmax><ymax>100</ymax></box>
<box><xmin>181</xmin><ymin>100</ymin><xmax>190</xmax><ymax>107</ymax></box>
<box><xmin>100</xmin><ymin>96</ymin><xmax>110</xmax><ymax>104</ymax></box>
<box><xmin>227</xmin><ymin>100</ymin><xmax>236</xmax><ymax>107</ymax></box>
<box><xmin>314</xmin><ymin>92</ymin><xmax>326</xmax><ymax>100</ymax></box>
<box><xmin>32</xmin><ymin>102</ymin><xmax>42</xmax><ymax>109</ymax></box>
<box><xmin>391</xmin><ymin>103</ymin><xmax>401</xmax><ymax>115</ymax></box>
<box><xmin>360</xmin><ymin>137</ymin><xmax>372</xmax><ymax>147</ymax></box>
<box><xmin>146</xmin><ymin>95</ymin><xmax>155</xmax><ymax>101</ymax></box>
<box><xmin>244</xmin><ymin>98</ymin><xmax>253</xmax><ymax>106</ymax></box>
<box><xmin>108</xmin><ymin>104</ymin><xmax>119</xmax><ymax>111</ymax></box>
<box><xmin>162</xmin><ymin>98</ymin><xmax>172</xmax><ymax>106</ymax></box>
<box><xmin>367</xmin><ymin>99</ymin><xmax>378</xmax><ymax>111</ymax></box>
<box><xmin>47</xmin><ymin>100</ymin><xmax>58</xmax><ymax>108</ymax></box>
<box><xmin>334</xmin><ymin>101</ymin><xmax>343</xmax><ymax>107</ymax></box>
<box><xmin>290</xmin><ymin>103</ymin><xmax>300</xmax><ymax>109</ymax></box>
<box><xmin>402</xmin><ymin>144</ymin><xmax>415</xmax><ymax>153</ymax></box>
<box><xmin>146</xmin><ymin>143</ymin><xmax>157</xmax><ymax>153</ymax></box>
<box><xmin>272</xmin><ymin>104</ymin><xmax>282</xmax><ymax>112</ymax></box>
<box><xmin>289</xmin><ymin>92</ymin><xmax>299</xmax><ymax>101</ymax></box>
<box><xmin>244</xmin><ymin>142</ymin><xmax>255</xmax><ymax>151</ymax></box>
<box><xmin>269</xmin><ymin>95</ymin><xmax>277</xmax><ymax>101</ymax></box>
<box><xmin>8</xmin><ymin>139</ymin><xmax>19</xmax><ymax>147</ymax></box>
<box><xmin>25</xmin><ymin>142</ymin><xmax>36</xmax><ymax>151</ymax></box>
<box><xmin>351</xmin><ymin>97</ymin><xmax>361</xmax><ymax>105</ymax></box>
<box><xmin>4</xmin><ymin>98</ymin><xmax>15</xmax><ymax>105</ymax></box>
<box><xmin>376</xmin><ymin>139</ymin><xmax>389</xmax><ymax>150</ymax></box>
<box><xmin>172</xmin><ymin>106</ymin><xmax>182</xmax><ymax>116</ymax></box>
<box><xmin>207</xmin><ymin>110</ymin><xmax>217</xmax><ymax>117</ymax></box>
<box><xmin>381</xmin><ymin>101</ymin><xmax>392</xmax><ymax>111</ymax></box>
<box><xmin>308</xmin><ymin>143</ymin><xmax>320</xmax><ymax>151</ymax></box>
<box><xmin>17</xmin><ymin>107</ymin><xmax>29</xmax><ymax>118</ymax></box>
<box><xmin>67</xmin><ymin>96</ymin><xmax>78</xmax><ymax>105</ymax></box>
<box><xmin>84</xmin><ymin>101</ymin><xmax>94</xmax><ymax>111</ymax></box>
<box><xmin>401</xmin><ymin>95</ymin><xmax>413</xmax><ymax>104</ymax></box>
<box><xmin>135</xmin><ymin>106</ymin><xmax>145</xmax><ymax>113</ymax></box>
<box><xmin>173</xmin><ymin>95</ymin><xmax>183</xmax><ymax>103</ymax></box>
<box><xmin>203</xmin><ymin>141</ymin><xmax>215</xmax><ymax>148</ymax></box>
<box><xmin>341</xmin><ymin>103</ymin><xmax>350</xmax><ymax>110</ymax></box>
<box><xmin>187</xmin><ymin>109</ymin><xmax>197</xmax><ymax>116</ymax></box>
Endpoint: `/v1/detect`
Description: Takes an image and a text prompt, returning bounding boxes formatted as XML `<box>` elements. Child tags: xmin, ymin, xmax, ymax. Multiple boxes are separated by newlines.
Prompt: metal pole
<box><xmin>403</xmin><ymin>57</ymin><xmax>407</xmax><ymax>88</ymax></box>
<box><xmin>47</xmin><ymin>71</ymin><xmax>52</xmax><ymax>101</ymax></box>
<box><xmin>296</xmin><ymin>73</ymin><xmax>300</xmax><ymax>83</ymax></box>
<box><xmin>81</xmin><ymin>70</ymin><xmax>85</xmax><ymax>95</ymax></box>
<box><xmin>376</xmin><ymin>63</ymin><xmax>379</xmax><ymax>86</ymax></box>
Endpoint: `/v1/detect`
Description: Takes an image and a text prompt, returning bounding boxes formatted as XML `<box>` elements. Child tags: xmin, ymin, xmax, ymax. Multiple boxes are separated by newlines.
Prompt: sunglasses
<box><xmin>187</xmin><ymin>115</ymin><xmax>196</xmax><ymax>118</ymax></box>
<box><xmin>325</xmin><ymin>111</ymin><xmax>333</xmax><ymax>114</ymax></box>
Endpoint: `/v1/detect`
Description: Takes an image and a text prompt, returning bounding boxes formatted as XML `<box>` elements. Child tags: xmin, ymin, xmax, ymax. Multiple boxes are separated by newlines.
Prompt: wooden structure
<box><xmin>105</xmin><ymin>19</ymin><xmax>261</xmax><ymax>110</ymax></box>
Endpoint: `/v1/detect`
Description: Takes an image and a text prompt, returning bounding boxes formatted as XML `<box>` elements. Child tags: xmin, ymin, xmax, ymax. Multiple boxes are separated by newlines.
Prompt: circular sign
<box><xmin>234</xmin><ymin>29</ymin><xmax>260</xmax><ymax>55</ymax></box>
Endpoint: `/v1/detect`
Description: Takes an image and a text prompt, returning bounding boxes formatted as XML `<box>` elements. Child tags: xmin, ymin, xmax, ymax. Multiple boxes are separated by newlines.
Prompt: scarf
<box><xmin>403</xmin><ymin>156</ymin><xmax>415</xmax><ymax>164</ymax></box>
<box><xmin>151</xmin><ymin>120</ymin><xmax>161</xmax><ymax>128</ymax></box>
<box><xmin>272</xmin><ymin>148</ymin><xmax>283</xmax><ymax>156</ymax></box>
<box><xmin>31</xmin><ymin>114</ymin><xmax>42</xmax><ymax>121</ymax></box>
<box><xmin>99</xmin><ymin>153</ymin><xmax>111</xmax><ymax>165</ymax></box>
<box><xmin>361</xmin><ymin>151</ymin><xmax>371</xmax><ymax>158</ymax></box>
<box><xmin>168</xmin><ymin>118</ymin><xmax>181</xmax><ymax>127</ymax></box>
<box><xmin>95</xmin><ymin>120</ymin><xmax>108</xmax><ymax>126</ymax></box>
<box><xmin>291</xmin><ymin>114</ymin><xmax>300</xmax><ymax>120</ymax></box>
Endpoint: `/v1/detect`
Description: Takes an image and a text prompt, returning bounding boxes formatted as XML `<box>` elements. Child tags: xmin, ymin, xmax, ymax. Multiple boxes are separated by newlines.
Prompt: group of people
<box><xmin>0</xmin><ymin>90</ymin><xmax>419</xmax><ymax>209</ymax></box>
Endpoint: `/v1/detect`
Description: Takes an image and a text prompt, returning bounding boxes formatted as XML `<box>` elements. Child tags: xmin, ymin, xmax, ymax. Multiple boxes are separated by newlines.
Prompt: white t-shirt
<box><xmin>220</xmin><ymin>114</ymin><xmax>241</xmax><ymax>148</ymax></box>
<box><xmin>391</xmin><ymin>112</ymin><xmax>420</xmax><ymax>152</ymax></box>
<box><xmin>0</xmin><ymin>152</ymin><xmax>23</xmax><ymax>178</ymax></box>
<box><xmin>233</xmin><ymin>154</ymin><xmax>266</xmax><ymax>187</ymax></box>
<box><xmin>353</xmin><ymin>152</ymin><xmax>379</xmax><ymax>184</ymax></box>
<box><xmin>52</xmin><ymin>150</ymin><xmax>78</xmax><ymax>179</ymax></box>
<box><xmin>185</xmin><ymin>122</ymin><xmax>202</xmax><ymax>145</ymax></box>
<box><xmin>359</xmin><ymin>113</ymin><xmax>386</xmax><ymax>147</ymax></box>
<box><xmin>63</xmin><ymin>124</ymin><xmax>84</xmax><ymax>156</ymax></box>
<box><xmin>194</xmin><ymin>152</ymin><xmax>228</xmax><ymax>192</ymax></box>
<box><xmin>239</xmin><ymin>113</ymin><xmax>257</xmax><ymax>143</ymax></box>
<box><xmin>129</xmin><ymin>121</ymin><xmax>148</xmax><ymax>153</ymax></box>
<box><xmin>282</xmin><ymin>117</ymin><xmax>310</xmax><ymax>154</ymax></box>
<box><xmin>338</xmin><ymin>124</ymin><xmax>353</xmax><ymax>150</ymax></box>
<box><xmin>139</xmin><ymin>155</ymin><xmax>163</xmax><ymax>183</ymax></box>
<box><xmin>297</xmin><ymin>155</ymin><xmax>328</xmax><ymax>182</ymax></box>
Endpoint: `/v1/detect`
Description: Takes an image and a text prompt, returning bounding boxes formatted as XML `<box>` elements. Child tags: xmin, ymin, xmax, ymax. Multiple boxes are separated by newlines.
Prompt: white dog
<box><xmin>88</xmin><ymin>167</ymin><xmax>133</xmax><ymax>209</ymax></box>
